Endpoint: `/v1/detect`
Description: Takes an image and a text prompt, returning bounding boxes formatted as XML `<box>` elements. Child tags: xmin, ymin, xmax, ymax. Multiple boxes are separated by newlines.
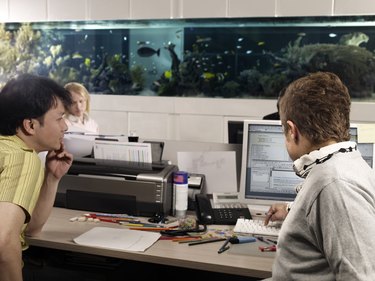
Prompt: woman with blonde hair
<box><xmin>64</xmin><ymin>82</ymin><xmax>99</xmax><ymax>133</ymax></box>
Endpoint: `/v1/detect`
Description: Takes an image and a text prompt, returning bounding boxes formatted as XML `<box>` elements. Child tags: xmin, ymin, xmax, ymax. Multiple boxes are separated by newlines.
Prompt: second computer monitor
<box><xmin>238</xmin><ymin>119</ymin><xmax>360</xmax><ymax>213</ymax></box>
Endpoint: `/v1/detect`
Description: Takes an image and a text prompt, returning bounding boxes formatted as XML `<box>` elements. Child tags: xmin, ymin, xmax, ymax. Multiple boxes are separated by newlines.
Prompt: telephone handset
<box><xmin>195</xmin><ymin>194</ymin><xmax>252</xmax><ymax>225</ymax></box>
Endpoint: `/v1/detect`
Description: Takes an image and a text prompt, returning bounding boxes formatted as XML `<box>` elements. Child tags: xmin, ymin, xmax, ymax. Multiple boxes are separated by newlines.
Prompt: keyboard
<box><xmin>233</xmin><ymin>218</ymin><xmax>281</xmax><ymax>237</ymax></box>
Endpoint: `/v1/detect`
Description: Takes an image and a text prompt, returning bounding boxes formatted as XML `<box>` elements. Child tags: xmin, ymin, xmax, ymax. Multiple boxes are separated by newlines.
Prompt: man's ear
<box><xmin>23</xmin><ymin>119</ymin><xmax>36</xmax><ymax>135</ymax></box>
<box><xmin>286</xmin><ymin>120</ymin><xmax>299</xmax><ymax>142</ymax></box>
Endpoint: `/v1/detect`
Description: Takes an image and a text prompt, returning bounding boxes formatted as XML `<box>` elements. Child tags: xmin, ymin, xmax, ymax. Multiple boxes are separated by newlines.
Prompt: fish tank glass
<box><xmin>2</xmin><ymin>16</ymin><xmax>375</xmax><ymax>100</ymax></box>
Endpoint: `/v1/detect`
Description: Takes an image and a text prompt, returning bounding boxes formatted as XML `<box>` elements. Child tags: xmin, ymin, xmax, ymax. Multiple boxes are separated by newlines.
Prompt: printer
<box><xmin>55</xmin><ymin>157</ymin><xmax>178</xmax><ymax>217</ymax></box>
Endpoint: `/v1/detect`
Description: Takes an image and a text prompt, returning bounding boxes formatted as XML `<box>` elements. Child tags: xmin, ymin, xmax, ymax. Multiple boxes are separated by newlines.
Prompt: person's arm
<box><xmin>316</xmin><ymin>182</ymin><xmax>375</xmax><ymax>279</ymax></box>
<box><xmin>25</xmin><ymin>144</ymin><xmax>73</xmax><ymax>236</ymax></box>
<box><xmin>0</xmin><ymin>202</ymin><xmax>26</xmax><ymax>281</ymax></box>
<box><xmin>264</xmin><ymin>202</ymin><xmax>292</xmax><ymax>225</ymax></box>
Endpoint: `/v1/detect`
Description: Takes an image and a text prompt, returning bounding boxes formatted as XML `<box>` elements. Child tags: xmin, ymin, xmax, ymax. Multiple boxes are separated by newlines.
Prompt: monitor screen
<box><xmin>358</xmin><ymin>142</ymin><xmax>375</xmax><ymax>168</ymax></box>
<box><xmin>239</xmin><ymin>120</ymin><xmax>359</xmax><ymax>211</ymax></box>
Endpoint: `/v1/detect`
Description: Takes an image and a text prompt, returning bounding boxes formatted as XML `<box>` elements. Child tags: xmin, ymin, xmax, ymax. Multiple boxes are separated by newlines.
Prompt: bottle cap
<box><xmin>173</xmin><ymin>171</ymin><xmax>188</xmax><ymax>184</ymax></box>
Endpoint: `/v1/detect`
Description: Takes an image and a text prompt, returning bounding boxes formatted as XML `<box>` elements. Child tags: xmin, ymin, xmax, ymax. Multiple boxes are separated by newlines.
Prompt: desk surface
<box><xmin>26</xmin><ymin>208</ymin><xmax>274</xmax><ymax>279</ymax></box>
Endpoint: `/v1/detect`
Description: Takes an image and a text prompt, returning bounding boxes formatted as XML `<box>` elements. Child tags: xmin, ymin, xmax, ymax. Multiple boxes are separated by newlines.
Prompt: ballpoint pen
<box><xmin>256</xmin><ymin>236</ymin><xmax>271</xmax><ymax>244</ymax></box>
<box><xmin>217</xmin><ymin>237</ymin><xmax>231</xmax><ymax>254</ymax></box>
<box><xmin>266</xmin><ymin>238</ymin><xmax>278</xmax><ymax>245</ymax></box>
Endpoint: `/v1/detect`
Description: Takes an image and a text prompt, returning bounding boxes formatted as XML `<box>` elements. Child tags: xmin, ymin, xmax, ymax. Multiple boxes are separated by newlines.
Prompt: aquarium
<box><xmin>2</xmin><ymin>16</ymin><xmax>375</xmax><ymax>100</ymax></box>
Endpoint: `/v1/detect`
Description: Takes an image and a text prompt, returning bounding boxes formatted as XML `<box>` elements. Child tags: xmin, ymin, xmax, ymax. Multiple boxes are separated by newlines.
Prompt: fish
<box><xmin>137</xmin><ymin>46</ymin><xmax>160</xmax><ymax>57</ymax></box>
<box><xmin>84</xmin><ymin>58</ymin><xmax>91</xmax><ymax>68</ymax></box>
<box><xmin>196</xmin><ymin>37</ymin><xmax>212</xmax><ymax>43</ymax></box>
<box><xmin>176</xmin><ymin>29</ymin><xmax>182</xmax><ymax>39</ymax></box>
<box><xmin>257</xmin><ymin>41</ymin><xmax>265</xmax><ymax>46</ymax></box>
<box><xmin>217</xmin><ymin>73</ymin><xmax>226</xmax><ymax>81</ymax></box>
<box><xmin>137</xmin><ymin>40</ymin><xmax>150</xmax><ymax>45</ymax></box>
<box><xmin>72</xmin><ymin>53</ymin><xmax>83</xmax><ymax>59</ymax></box>
<box><xmin>164</xmin><ymin>70</ymin><xmax>172</xmax><ymax>79</ymax></box>
<box><xmin>201</xmin><ymin>72</ymin><xmax>215</xmax><ymax>80</ymax></box>
<box><xmin>49</xmin><ymin>44</ymin><xmax>62</xmax><ymax>58</ymax></box>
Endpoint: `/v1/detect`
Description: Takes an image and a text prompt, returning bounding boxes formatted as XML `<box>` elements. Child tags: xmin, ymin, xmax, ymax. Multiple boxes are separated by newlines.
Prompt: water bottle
<box><xmin>173</xmin><ymin>171</ymin><xmax>189</xmax><ymax>218</ymax></box>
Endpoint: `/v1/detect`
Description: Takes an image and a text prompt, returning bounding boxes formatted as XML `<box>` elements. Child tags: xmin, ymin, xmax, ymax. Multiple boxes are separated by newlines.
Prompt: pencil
<box><xmin>129</xmin><ymin>226</ymin><xmax>177</xmax><ymax>231</ymax></box>
<box><xmin>176</xmin><ymin>238</ymin><xmax>202</xmax><ymax>243</ymax></box>
<box><xmin>188</xmin><ymin>237</ymin><xmax>226</xmax><ymax>246</ymax></box>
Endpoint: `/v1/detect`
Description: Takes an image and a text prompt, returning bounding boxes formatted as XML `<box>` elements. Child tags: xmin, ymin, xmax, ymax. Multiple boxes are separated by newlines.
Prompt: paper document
<box><xmin>64</xmin><ymin>134</ymin><xmax>96</xmax><ymax>158</ymax></box>
<box><xmin>64</xmin><ymin>133</ymin><xmax>128</xmax><ymax>158</ymax></box>
<box><xmin>94</xmin><ymin>140</ymin><xmax>152</xmax><ymax>163</ymax></box>
<box><xmin>358</xmin><ymin>123</ymin><xmax>375</xmax><ymax>143</ymax></box>
<box><xmin>177</xmin><ymin>151</ymin><xmax>237</xmax><ymax>193</ymax></box>
<box><xmin>73</xmin><ymin>227</ymin><xmax>161</xmax><ymax>252</ymax></box>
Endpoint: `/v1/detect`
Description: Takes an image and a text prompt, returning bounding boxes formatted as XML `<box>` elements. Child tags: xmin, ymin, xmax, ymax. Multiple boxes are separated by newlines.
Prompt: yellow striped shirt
<box><xmin>0</xmin><ymin>135</ymin><xmax>44</xmax><ymax>249</ymax></box>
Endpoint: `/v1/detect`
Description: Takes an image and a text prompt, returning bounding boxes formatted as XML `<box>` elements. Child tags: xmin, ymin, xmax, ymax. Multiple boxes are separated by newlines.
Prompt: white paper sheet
<box><xmin>64</xmin><ymin>134</ymin><xmax>96</xmax><ymax>157</ymax></box>
<box><xmin>177</xmin><ymin>151</ymin><xmax>237</xmax><ymax>193</ymax></box>
<box><xmin>94</xmin><ymin>140</ymin><xmax>152</xmax><ymax>163</ymax></box>
<box><xmin>73</xmin><ymin>227</ymin><xmax>161</xmax><ymax>252</ymax></box>
<box><xmin>358</xmin><ymin>123</ymin><xmax>375</xmax><ymax>143</ymax></box>
<box><xmin>63</xmin><ymin>133</ymin><xmax>128</xmax><ymax>158</ymax></box>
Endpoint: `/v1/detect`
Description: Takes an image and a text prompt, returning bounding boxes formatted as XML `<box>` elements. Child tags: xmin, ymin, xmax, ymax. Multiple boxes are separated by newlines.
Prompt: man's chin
<box><xmin>51</xmin><ymin>144</ymin><xmax>63</xmax><ymax>152</ymax></box>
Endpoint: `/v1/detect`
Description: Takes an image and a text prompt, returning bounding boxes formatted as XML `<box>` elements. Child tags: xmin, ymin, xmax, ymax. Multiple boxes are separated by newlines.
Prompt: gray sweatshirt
<box><xmin>270</xmin><ymin>143</ymin><xmax>375</xmax><ymax>281</ymax></box>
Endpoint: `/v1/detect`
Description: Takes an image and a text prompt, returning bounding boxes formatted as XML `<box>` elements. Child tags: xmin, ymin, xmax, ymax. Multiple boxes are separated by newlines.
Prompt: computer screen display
<box><xmin>358</xmin><ymin>142</ymin><xmax>375</xmax><ymax>168</ymax></box>
<box><xmin>239</xmin><ymin>120</ymin><xmax>359</xmax><ymax>208</ymax></box>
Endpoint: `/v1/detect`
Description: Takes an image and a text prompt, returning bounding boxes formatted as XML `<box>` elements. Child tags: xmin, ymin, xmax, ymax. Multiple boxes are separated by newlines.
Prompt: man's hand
<box><xmin>45</xmin><ymin>143</ymin><xmax>73</xmax><ymax>180</ymax></box>
<box><xmin>264</xmin><ymin>203</ymin><xmax>289</xmax><ymax>225</ymax></box>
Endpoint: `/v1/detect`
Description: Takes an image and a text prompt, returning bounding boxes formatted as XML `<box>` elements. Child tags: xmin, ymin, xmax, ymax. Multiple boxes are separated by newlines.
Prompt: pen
<box><xmin>85</xmin><ymin>213</ymin><xmax>137</xmax><ymax>219</ymax></box>
<box><xmin>218</xmin><ymin>237</ymin><xmax>231</xmax><ymax>254</ymax></box>
<box><xmin>120</xmin><ymin>222</ymin><xmax>163</xmax><ymax>227</ymax></box>
<box><xmin>188</xmin><ymin>237</ymin><xmax>226</xmax><ymax>246</ymax></box>
<box><xmin>176</xmin><ymin>237</ymin><xmax>203</xmax><ymax>243</ymax></box>
<box><xmin>96</xmin><ymin>218</ymin><xmax>121</xmax><ymax>224</ymax></box>
<box><xmin>266</xmin><ymin>238</ymin><xmax>278</xmax><ymax>245</ymax></box>
<box><xmin>256</xmin><ymin>236</ymin><xmax>270</xmax><ymax>244</ymax></box>
<box><xmin>229</xmin><ymin>236</ymin><xmax>257</xmax><ymax>244</ymax></box>
<box><xmin>86</xmin><ymin>215</ymin><xmax>141</xmax><ymax>222</ymax></box>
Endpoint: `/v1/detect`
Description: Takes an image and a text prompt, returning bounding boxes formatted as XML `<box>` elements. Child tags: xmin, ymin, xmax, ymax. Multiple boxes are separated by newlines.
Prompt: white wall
<box><xmin>1</xmin><ymin>0</ymin><xmax>375</xmax><ymax>142</ymax></box>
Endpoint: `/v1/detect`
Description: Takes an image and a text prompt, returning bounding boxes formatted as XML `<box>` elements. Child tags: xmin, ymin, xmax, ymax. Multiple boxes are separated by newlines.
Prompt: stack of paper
<box><xmin>94</xmin><ymin>140</ymin><xmax>152</xmax><ymax>163</ymax></box>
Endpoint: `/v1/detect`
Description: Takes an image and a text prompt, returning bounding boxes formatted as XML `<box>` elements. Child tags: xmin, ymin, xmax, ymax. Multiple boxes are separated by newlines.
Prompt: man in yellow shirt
<box><xmin>0</xmin><ymin>74</ymin><xmax>73</xmax><ymax>281</ymax></box>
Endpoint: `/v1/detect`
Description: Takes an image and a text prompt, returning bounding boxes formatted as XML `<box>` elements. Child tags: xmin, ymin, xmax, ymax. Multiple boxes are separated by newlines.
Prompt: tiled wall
<box><xmin>1</xmin><ymin>0</ymin><xmax>375</xmax><ymax>142</ymax></box>
<box><xmin>3</xmin><ymin>0</ymin><xmax>375</xmax><ymax>22</ymax></box>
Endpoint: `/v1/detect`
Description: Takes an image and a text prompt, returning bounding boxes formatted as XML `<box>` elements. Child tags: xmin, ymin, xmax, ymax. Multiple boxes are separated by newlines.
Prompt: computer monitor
<box><xmin>238</xmin><ymin>119</ymin><xmax>359</xmax><ymax>215</ymax></box>
<box><xmin>358</xmin><ymin>142</ymin><xmax>375</xmax><ymax>168</ymax></box>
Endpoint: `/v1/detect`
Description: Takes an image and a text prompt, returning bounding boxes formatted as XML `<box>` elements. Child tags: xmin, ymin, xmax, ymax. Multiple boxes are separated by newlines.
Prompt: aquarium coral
<box><xmin>279</xmin><ymin>34</ymin><xmax>375</xmax><ymax>98</ymax></box>
<box><xmin>0</xmin><ymin>23</ymin><xmax>41</xmax><ymax>87</ymax></box>
<box><xmin>0</xmin><ymin>23</ymin><xmax>140</xmax><ymax>94</ymax></box>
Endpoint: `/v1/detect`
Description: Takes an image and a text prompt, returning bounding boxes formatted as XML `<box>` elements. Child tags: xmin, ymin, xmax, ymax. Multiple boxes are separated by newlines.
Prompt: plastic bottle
<box><xmin>173</xmin><ymin>171</ymin><xmax>189</xmax><ymax>218</ymax></box>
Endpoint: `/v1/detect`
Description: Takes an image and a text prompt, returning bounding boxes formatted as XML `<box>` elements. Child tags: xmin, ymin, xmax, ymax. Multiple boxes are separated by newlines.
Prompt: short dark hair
<box><xmin>279</xmin><ymin>71</ymin><xmax>351</xmax><ymax>145</ymax></box>
<box><xmin>0</xmin><ymin>74</ymin><xmax>73</xmax><ymax>135</ymax></box>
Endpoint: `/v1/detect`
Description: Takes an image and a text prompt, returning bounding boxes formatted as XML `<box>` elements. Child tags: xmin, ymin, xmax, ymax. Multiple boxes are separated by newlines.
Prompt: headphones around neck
<box><xmin>295</xmin><ymin>146</ymin><xmax>356</xmax><ymax>178</ymax></box>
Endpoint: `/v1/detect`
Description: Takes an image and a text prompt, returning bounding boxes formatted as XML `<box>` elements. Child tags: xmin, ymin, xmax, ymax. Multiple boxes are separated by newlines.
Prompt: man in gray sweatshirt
<box><xmin>265</xmin><ymin>71</ymin><xmax>375</xmax><ymax>280</ymax></box>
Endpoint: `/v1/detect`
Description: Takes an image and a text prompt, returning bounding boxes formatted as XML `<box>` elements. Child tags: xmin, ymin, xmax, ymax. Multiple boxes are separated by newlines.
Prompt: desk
<box><xmin>25</xmin><ymin>207</ymin><xmax>274</xmax><ymax>279</ymax></box>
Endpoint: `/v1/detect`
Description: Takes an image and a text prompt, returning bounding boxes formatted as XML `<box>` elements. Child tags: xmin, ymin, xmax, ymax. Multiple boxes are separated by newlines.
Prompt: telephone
<box><xmin>187</xmin><ymin>174</ymin><xmax>206</xmax><ymax>210</ymax></box>
<box><xmin>195</xmin><ymin>193</ymin><xmax>252</xmax><ymax>225</ymax></box>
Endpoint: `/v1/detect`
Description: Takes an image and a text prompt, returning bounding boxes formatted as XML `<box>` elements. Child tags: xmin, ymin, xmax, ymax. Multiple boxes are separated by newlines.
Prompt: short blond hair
<box><xmin>64</xmin><ymin>82</ymin><xmax>91</xmax><ymax>113</ymax></box>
